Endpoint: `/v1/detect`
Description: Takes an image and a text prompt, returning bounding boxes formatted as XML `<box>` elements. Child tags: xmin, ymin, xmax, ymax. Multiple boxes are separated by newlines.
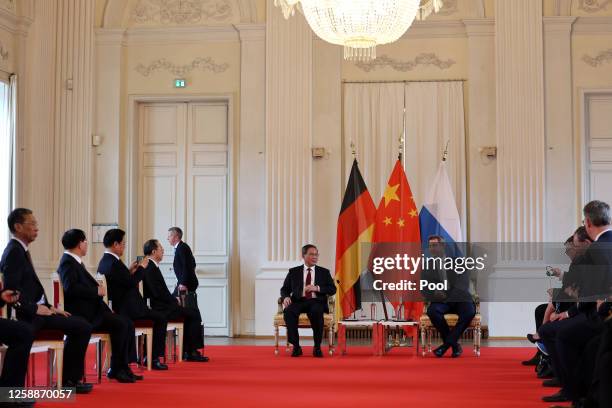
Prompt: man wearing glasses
<box><xmin>0</xmin><ymin>208</ymin><xmax>93</xmax><ymax>394</ymax></box>
<box><xmin>280</xmin><ymin>244</ymin><xmax>336</xmax><ymax>358</ymax></box>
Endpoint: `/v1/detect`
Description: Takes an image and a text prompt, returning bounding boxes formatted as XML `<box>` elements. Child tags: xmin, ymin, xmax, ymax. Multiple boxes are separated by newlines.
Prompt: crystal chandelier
<box><xmin>273</xmin><ymin>0</ymin><xmax>444</xmax><ymax>60</ymax></box>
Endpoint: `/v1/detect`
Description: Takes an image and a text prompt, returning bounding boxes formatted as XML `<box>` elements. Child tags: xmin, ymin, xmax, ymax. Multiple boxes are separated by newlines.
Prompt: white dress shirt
<box><xmin>64</xmin><ymin>251</ymin><xmax>82</xmax><ymax>264</ymax></box>
<box><xmin>302</xmin><ymin>264</ymin><xmax>319</xmax><ymax>298</ymax></box>
<box><xmin>104</xmin><ymin>250</ymin><xmax>120</xmax><ymax>261</ymax></box>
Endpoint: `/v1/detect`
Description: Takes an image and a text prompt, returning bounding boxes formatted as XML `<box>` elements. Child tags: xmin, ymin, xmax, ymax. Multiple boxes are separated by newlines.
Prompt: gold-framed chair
<box><xmin>419</xmin><ymin>299</ymin><xmax>482</xmax><ymax>357</ymax></box>
<box><xmin>273</xmin><ymin>296</ymin><xmax>335</xmax><ymax>355</ymax></box>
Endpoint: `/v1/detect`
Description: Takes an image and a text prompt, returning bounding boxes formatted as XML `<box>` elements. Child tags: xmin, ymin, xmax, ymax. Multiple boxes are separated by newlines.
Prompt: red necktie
<box><xmin>305</xmin><ymin>268</ymin><xmax>313</xmax><ymax>299</ymax></box>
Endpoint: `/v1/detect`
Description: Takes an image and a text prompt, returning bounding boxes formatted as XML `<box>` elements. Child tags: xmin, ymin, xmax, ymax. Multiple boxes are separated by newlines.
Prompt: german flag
<box><xmin>335</xmin><ymin>159</ymin><xmax>377</xmax><ymax>320</ymax></box>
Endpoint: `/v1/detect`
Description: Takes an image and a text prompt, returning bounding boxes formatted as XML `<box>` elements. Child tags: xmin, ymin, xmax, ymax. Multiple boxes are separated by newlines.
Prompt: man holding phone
<box><xmin>0</xmin><ymin>282</ymin><xmax>35</xmax><ymax>404</ymax></box>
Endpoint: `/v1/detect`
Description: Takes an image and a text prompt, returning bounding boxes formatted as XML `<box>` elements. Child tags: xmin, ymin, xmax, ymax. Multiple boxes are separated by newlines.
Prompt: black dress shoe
<box><xmin>522</xmin><ymin>350</ymin><xmax>541</xmax><ymax>366</ymax></box>
<box><xmin>451</xmin><ymin>343</ymin><xmax>463</xmax><ymax>358</ymax></box>
<box><xmin>543</xmin><ymin>377</ymin><xmax>561</xmax><ymax>387</ymax></box>
<box><xmin>152</xmin><ymin>360</ymin><xmax>168</xmax><ymax>370</ymax></box>
<box><xmin>64</xmin><ymin>380</ymin><xmax>93</xmax><ymax>394</ymax></box>
<box><xmin>291</xmin><ymin>346</ymin><xmax>303</xmax><ymax>357</ymax></box>
<box><xmin>107</xmin><ymin>369</ymin><xmax>136</xmax><ymax>383</ymax></box>
<box><xmin>184</xmin><ymin>351</ymin><xmax>209</xmax><ymax>362</ymax></box>
<box><xmin>313</xmin><ymin>347</ymin><xmax>323</xmax><ymax>358</ymax></box>
<box><xmin>126</xmin><ymin>367</ymin><xmax>144</xmax><ymax>381</ymax></box>
<box><xmin>433</xmin><ymin>344</ymin><xmax>451</xmax><ymax>358</ymax></box>
<box><xmin>542</xmin><ymin>390</ymin><xmax>570</xmax><ymax>403</ymax></box>
<box><xmin>526</xmin><ymin>334</ymin><xmax>538</xmax><ymax>344</ymax></box>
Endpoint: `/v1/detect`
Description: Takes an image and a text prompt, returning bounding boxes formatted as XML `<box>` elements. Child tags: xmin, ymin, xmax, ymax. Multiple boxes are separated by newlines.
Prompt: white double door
<box><xmin>137</xmin><ymin>101</ymin><xmax>230</xmax><ymax>336</ymax></box>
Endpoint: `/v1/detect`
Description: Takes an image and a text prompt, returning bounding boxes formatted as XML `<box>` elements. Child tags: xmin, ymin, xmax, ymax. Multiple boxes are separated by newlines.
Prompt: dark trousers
<box><xmin>29</xmin><ymin>314</ymin><xmax>92</xmax><ymax>383</ymax></box>
<box><xmin>538</xmin><ymin>313</ymin><xmax>603</xmax><ymax>398</ymax></box>
<box><xmin>165</xmin><ymin>306</ymin><xmax>203</xmax><ymax>353</ymax></box>
<box><xmin>0</xmin><ymin>319</ymin><xmax>34</xmax><ymax>387</ymax></box>
<box><xmin>130</xmin><ymin>310</ymin><xmax>167</xmax><ymax>359</ymax></box>
<box><xmin>283</xmin><ymin>298</ymin><xmax>325</xmax><ymax>347</ymax></box>
<box><xmin>535</xmin><ymin>303</ymin><xmax>548</xmax><ymax>331</ymax></box>
<box><xmin>92</xmin><ymin>311</ymin><xmax>134</xmax><ymax>372</ymax></box>
<box><xmin>427</xmin><ymin>302</ymin><xmax>476</xmax><ymax>346</ymax></box>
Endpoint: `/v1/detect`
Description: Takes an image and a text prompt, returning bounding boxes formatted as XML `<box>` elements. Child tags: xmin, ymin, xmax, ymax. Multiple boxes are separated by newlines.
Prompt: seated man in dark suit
<box><xmin>98</xmin><ymin>229</ymin><xmax>168</xmax><ymax>370</ymax></box>
<box><xmin>540</xmin><ymin>200</ymin><xmax>612</xmax><ymax>405</ymax></box>
<box><xmin>280</xmin><ymin>244</ymin><xmax>336</xmax><ymax>358</ymax></box>
<box><xmin>421</xmin><ymin>235</ymin><xmax>475</xmax><ymax>358</ymax></box>
<box><xmin>0</xmin><ymin>208</ymin><xmax>93</xmax><ymax>393</ymax></box>
<box><xmin>142</xmin><ymin>239</ymin><xmax>207</xmax><ymax>362</ymax></box>
<box><xmin>58</xmin><ymin>229</ymin><xmax>141</xmax><ymax>383</ymax></box>
<box><xmin>0</xmin><ymin>281</ymin><xmax>35</xmax><ymax>407</ymax></box>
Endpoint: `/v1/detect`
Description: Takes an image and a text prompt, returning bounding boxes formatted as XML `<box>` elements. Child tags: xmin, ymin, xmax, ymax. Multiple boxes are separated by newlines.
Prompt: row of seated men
<box><xmin>522</xmin><ymin>200</ymin><xmax>612</xmax><ymax>408</ymax></box>
<box><xmin>0</xmin><ymin>208</ymin><xmax>207</xmax><ymax>407</ymax></box>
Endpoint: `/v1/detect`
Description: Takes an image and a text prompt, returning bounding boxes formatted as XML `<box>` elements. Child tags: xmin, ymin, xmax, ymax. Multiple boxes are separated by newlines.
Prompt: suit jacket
<box><xmin>579</xmin><ymin>230</ymin><xmax>612</xmax><ymax>302</ymax></box>
<box><xmin>280</xmin><ymin>265</ymin><xmax>336</xmax><ymax>312</ymax></box>
<box><xmin>421</xmin><ymin>263</ymin><xmax>473</xmax><ymax>303</ymax></box>
<box><xmin>173</xmin><ymin>241</ymin><xmax>198</xmax><ymax>292</ymax></box>
<box><xmin>143</xmin><ymin>261</ymin><xmax>179</xmax><ymax>315</ymax></box>
<box><xmin>97</xmin><ymin>253</ymin><xmax>148</xmax><ymax>318</ymax></box>
<box><xmin>0</xmin><ymin>239</ymin><xmax>50</xmax><ymax>321</ymax></box>
<box><xmin>57</xmin><ymin>253</ymin><xmax>110</xmax><ymax>325</ymax></box>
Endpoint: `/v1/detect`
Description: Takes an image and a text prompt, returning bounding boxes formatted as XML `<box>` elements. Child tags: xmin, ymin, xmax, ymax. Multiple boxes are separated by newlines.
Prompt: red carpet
<box><xmin>35</xmin><ymin>346</ymin><xmax>553</xmax><ymax>408</ymax></box>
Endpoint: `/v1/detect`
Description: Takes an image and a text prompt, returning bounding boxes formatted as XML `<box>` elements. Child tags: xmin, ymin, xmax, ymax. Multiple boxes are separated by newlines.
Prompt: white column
<box><xmin>235</xmin><ymin>23</ymin><xmax>266</xmax><ymax>335</ymax></box>
<box><xmin>495</xmin><ymin>0</ymin><xmax>546</xmax><ymax>244</ymax></box>
<box><xmin>92</xmin><ymin>28</ymin><xmax>124</xmax><ymax>262</ymax></box>
<box><xmin>543</xmin><ymin>17</ymin><xmax>577</xmax><ymax>241</ymax></box>
<box><xmin>256</xmin><ymin>1</ymin><xmax>313</xmax><ymax>335</ymax></box>
<box><xmin>463</xmin><ymin>19</ymin><xmax>496</xmax><ymax>242</ymax></box>
<box><xmin>265</xmin><ymin>0</ymin><xmax>313</xmax><ymax>264</ymax></box>
<box><xmin>52</xmin><ymin>0</ymin><xmax>95</xmax><ymax>258</ymax></box>
<box><xmin>20</xmin><ymin>0</ymin><xmax>57</xmax><ymax>268</ymax></box>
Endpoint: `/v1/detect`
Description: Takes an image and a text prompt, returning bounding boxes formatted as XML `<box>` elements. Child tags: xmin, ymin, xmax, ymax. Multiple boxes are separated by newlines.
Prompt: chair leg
<box><xmin>274</xmin><ymin>325</ymin><xmax>279</xmax><ymax>355</ymax></box>
<box><xmin>328</xmin><ymin>326</ymin><xmax>334</xmax><ymax>355</ymax></box>
<box><xmin>475</xmin><ymin>325</ymin><xmax>481</xmax><ymax>357</ymax></box>
<box><xmin>96</xmin><ymin>341</ymin><xmax>102</xmax><ymax>384</ymax></box>
<box><xmin>177</xmin><ymin>327</ymin><xmax>184</xmax><ymax>362</ymax></box>
<box><xmin>146</xmin><ymin>333</ymin><xmax>153</xmax><ymax>371</ymax></box>
<box><xmin>420</xmin><ymin>326</ymin><xmax>426</xmax><ymax>356</ymax></box>
<box><xmin>55</xmin><ymin>347</ymin><xmax>63</xmax><ymax>389</ymax></box>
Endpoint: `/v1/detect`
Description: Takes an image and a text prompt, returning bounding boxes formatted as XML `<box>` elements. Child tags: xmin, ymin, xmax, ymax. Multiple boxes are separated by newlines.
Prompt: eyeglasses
<box><xmin>20</xmin><ymin>222</ymin><xmax>39</xmax><ymax>228</ymax></box>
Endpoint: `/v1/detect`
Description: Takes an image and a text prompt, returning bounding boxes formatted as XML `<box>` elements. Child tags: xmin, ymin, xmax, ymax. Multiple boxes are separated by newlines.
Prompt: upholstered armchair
<box><xmin>273</xmin><ymin>296</ymin><xmax>335</xmax><ymax>355</ymax></box>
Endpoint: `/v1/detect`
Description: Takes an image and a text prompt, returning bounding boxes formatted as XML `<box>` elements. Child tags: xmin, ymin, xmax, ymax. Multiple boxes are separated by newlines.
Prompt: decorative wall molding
<box><xmin>437</xmin><ymin>0</ymin><xmax>459</xmax><ymax>16</ymax></box>
<box><xmin>583</xmin><ymin>49</ymin><xmax>612</xmax><ymax>66</ymax></box>
<box><xmin>123</xmin><ymin>25</ymin><xmax>239</xmax><ymax>45</ymax></box>
<box><xmin>135</xmin><ymin>57</ymin><xmax>229</xmax><ymax>77</ymax></box>
<box><xmin>130</xmin><ymin>0</ymin><xmax>233</xmax><ymax>25</ymax></box>
<box><xmin>554</xmin><ymin>0</ymin><xmax>573</xmax><ymax>15</ymax></box>
<box><xmin>0</xmin><ymin>0</ymin><xmax>15</xmax><ymax>13</ymax></box>
<box><xmin>573</xmin><ymin>16</ymin><xmax>612</xmax><ymax>34</ymax></box>
<box><xmin>400</xmin><ymin>20</ymin><xmax>467</xmax><ymax>39</ymax></box>
<box><xmin>354</xmin><ymin>53</ymin><xmax>455</xmax><ymax>72</ymax></box>
<box><xmin>578</xmin><ymin>0</ymin><xmax>612</xmax><ymax>13</ymax></box>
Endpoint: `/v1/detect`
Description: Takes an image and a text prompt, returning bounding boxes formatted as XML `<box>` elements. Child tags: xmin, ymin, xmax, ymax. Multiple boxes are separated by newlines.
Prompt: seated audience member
<box><xmin>98</xmin><ymin>229</ymin><xmax>169</xmax><ymax>370</ymax></box>
<box><xmin>538</xmin><ymin>200</ymin><xmax>612</xmax><ymax>404</ymax></box>
<box><xmin>281</xmin><ymin>244</ymin><xmax>336</xmax><ymax>358</ymax></box>
<box><xmin>0</xmin><ymin>281</ymin><xmax>35</xmax><ymax>407</ymax></box>
<box><xmin>58</xmin><ymin>229</ymin><xmax>141</xmax><ymax>383</ymax></box>
<box><xmin>1</xmin><ymin>209</ymin><xmax>93</xmax><ymax>394</ymax></box>
<box><xmin>421</xmin><ymin>235</ymin><xmax>475</xmax><ymax>358</ymax></box>
<box><xmin>524</xmin><ymin>228</ymin><xmax>591</xmax><ymax>368</ymax></box>
<box><xmin>142</xmin><ymin>239</ymin><xmax>207</xmax><ymax>362</ymax></box>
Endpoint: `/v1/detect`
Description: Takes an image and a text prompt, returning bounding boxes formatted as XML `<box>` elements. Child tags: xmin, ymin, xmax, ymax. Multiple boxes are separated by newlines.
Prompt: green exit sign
<box><xmin>174</xmin><ymin>79</ymin><xmax>186</xmax><ymax>88</ymax></box>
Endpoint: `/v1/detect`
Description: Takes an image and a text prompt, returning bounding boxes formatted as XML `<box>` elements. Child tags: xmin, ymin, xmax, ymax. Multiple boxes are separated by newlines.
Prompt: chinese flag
<box><xmin>372</xmin><ymin>159</ymin><xmax>423</xmax><ymax>319</ymax></box>
<box><xmin>334</xmin><ymin>159</ymin><xmax>377</xmax><ymax>320</ymax></box>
